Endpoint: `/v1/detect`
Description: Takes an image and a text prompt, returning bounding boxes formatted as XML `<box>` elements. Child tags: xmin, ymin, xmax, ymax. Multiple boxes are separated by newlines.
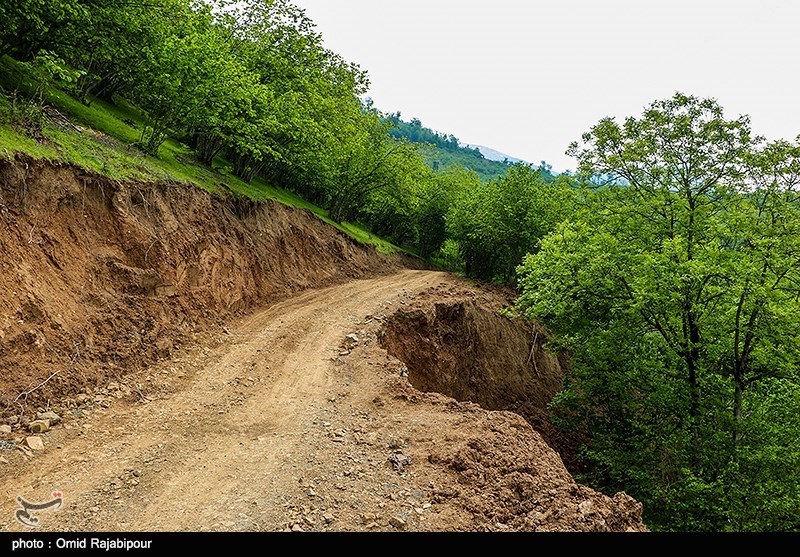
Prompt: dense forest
<box><xmin>2</xmin><ymin>0</ymin><xmax>799</xmax><ymax>532</ymax></box>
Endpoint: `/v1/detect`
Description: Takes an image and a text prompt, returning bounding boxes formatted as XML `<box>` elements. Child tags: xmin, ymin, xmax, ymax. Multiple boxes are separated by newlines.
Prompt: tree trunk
<box><xmin>232</xmin><ymin>153</ymin><xmax>263</xmax><ymax>183</ymax></box>
<box><xmin>683</xmin><ymin>315</ymin><xmax>701</xmax><ymax>421</ymax></box>
<box><xmin>733</xmin><ymin>371</ymin><xmax>745</xmax><ymax>447</ymax></box>
<box><xmin>196</xmin><ymin>133</ymin><xmax>224</xmax><ymax>165</ymax></box>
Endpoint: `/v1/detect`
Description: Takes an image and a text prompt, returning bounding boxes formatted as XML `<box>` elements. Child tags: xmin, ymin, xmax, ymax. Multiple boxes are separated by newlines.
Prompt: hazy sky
<box><xmin>292</xmin><ymin>0</ymin><xmax>799</xmax><ymax>171</ymax></box>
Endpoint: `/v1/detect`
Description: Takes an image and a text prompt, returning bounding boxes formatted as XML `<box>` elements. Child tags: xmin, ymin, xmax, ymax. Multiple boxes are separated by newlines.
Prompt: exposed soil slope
<box><xmin>0</xmin><ymin>159</ymin><xmax>645</xmax><ymax>531</ymax></box>
<box><xmin>0</xmin><ymin>156</ymin><xmax>406</xmax><ymax>414</ymax></box>
<box><xmin>380</xmin><ymin>285</ymin><xmax>566</xmax><ymax>449</ymax></box>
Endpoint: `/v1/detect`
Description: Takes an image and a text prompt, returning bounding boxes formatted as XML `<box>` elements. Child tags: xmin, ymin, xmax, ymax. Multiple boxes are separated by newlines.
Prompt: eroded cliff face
<box><xmin>376</xmin><ymin>283</ymin><xmax>646</xmax><ymax>531</ymax></box>
<box><xmin>381</xmin><ymin>295</ymin><xmax>564</xmax><ymax>445</ymax></box>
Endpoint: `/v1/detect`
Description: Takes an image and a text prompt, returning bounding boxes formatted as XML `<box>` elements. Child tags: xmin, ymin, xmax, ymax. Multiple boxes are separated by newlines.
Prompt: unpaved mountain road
<box><xmin>0</xmin><ymin>270</ymin><xmax>450</xmax><ymax>531</ymax></box>
<box><xmin>0</xmin><ymin>270</ymin><xmax>646</xmax><ymax>532</ymax></box>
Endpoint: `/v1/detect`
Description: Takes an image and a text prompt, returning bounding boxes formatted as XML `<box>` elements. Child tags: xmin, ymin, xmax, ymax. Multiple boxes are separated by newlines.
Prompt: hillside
<box><xmin>385</xmin><ymin>113</ymin><xmax>515</xmax><ymax>181</ymax></box>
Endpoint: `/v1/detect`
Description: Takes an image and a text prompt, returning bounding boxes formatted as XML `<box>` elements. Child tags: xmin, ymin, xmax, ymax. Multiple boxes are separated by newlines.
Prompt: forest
<box><xmin>1</xmin><ymin>0</ymin><xmax>799</xmax><ymax>532</ymax></box>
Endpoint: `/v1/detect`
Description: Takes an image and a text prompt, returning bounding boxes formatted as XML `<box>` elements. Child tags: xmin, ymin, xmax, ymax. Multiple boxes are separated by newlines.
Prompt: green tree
<box><xmin>516</xmin><ymin>93</ymin><xmax>800</xmax><ymax>530</ymax></box>
<box><xmin>415</xmin><ymin>165</ymin><xmax>478</xmax><ymax>258</ymax></box>
<box><xmin>448</xmin><ymin>165</ymin><xmax>572</xmax><ymax>281</ymax></box>
<box><xmin>325</xmin><ymin>112</ymin><xmax>423</xmax><ymax>223</ymax></box>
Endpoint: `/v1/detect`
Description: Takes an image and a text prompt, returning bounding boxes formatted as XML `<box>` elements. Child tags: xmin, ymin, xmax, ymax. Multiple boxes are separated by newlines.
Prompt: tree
<box><xmin>415</xmin><ymin>165</ymin><xmax>477</xmax><ymax>258</ymax></box>
<box><xmin>447</xmin><ymin>165</ymin><xmax>573</xmax><ymax>281</ymax></box>
<box><xmin>516</xmin><ymin>93</ymin><xmax>800</xmax><ymax>530</ymax></box>
<box><xmin>325</xmin><ymin>112</ymin><xmax>423</xmax><ymax>223</ymax></box>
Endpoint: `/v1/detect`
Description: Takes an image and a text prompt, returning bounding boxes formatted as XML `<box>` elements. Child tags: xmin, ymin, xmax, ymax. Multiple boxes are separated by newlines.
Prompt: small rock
<box><xmin>307</xmin><ymin>488</ymin><xmax>317</xmax><ymax>498</ymax></box>
<box><xmin>365</xmin><ymin>522</ymin><xmax>379</xmax><ymax>529</ymax></box>
<box><xmin>303</xmin><ymin>515</ymin><xmax>316</xmax><ymax>526</ymax></box>
<box><xmin>579</xmin><ymin>500</ymin><xmax>595</xmax><ymax>515</ymax></box>
<box><xmin>388</xmin><ymin>438</ymin><xmax>403</xmax><ymax>450</ymax></box>
<box><xmin>0</xmin><ymin>456</ymin><xmax>8</xmax><ymax>464</ymax></box>
<box><xmin>344</xmin><ymin>333</ymin><xmax>359</xmax><ymax>346</ymax></box>
<box><xmin>291</xmin><ymin>524</ymin><xmax>304</xmax><ymax>532</ymax></box>
<box><xmin>28</xmin><ymin>420</ymin><xmax>49</xmax><ymax>434</ymax></box>
<box><xmin>8</xmin><ymin>416</ymin><xmax>19</xmax><ymax>425</ymax></box>
<box><xmin>322</xmin><ymin>514</ymin><xmax>334</xmax><ymax>524</ymax></box>
<box><xmin>389</xmin><ymin>452</ymin><xmax>412</xmax><ymax>473</ymax></box>
<box><xmin>25</xmin><ymin>436</ymin><xmax>44</xmax><ymax>451</ymax></box>
<box><xmin>0</xmin><ymin>425</ymin><xmax>11</xmax><ymax>435</ymax></box>
<box><xmin>389</xmin><ymin>516</ymin><xmax>407</xmax><ymax>530</ymax></box>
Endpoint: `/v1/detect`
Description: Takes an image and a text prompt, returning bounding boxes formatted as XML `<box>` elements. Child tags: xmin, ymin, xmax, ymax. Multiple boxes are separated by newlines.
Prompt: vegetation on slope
<box><xmin>515</xmin><ymin>94</ymin><xmax>800</xmax><ymax>531</ymax></box>
<box><xmin>384</xmin><ymin>112</ymin><xmax>520</xmax><ymax>181</ymax></box>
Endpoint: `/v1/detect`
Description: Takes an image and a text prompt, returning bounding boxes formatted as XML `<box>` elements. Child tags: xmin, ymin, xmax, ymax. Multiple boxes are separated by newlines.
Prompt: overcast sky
<box><xmin>291</xmin><ymin>0</ymin><xmax>799</xmax><ymax>171</ymax></box>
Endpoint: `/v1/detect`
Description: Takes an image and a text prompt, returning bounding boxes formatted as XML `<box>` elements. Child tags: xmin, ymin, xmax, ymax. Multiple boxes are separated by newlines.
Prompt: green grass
<box><xmin>0</xmin><ymin>55</ymin><xmax>406</xmax><ymax>255</ymax></box>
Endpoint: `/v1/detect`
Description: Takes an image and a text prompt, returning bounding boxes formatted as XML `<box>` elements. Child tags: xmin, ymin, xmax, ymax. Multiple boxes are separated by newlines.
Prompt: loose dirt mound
<box><xmin>0</xmin><ymin>156</ymin><xmax>405</xmax><ymax>417</ymax></box>
<box><xmin>380</xmin><ymin>284</ymin><xmax>566</xmax><ymax>451</ymax></box>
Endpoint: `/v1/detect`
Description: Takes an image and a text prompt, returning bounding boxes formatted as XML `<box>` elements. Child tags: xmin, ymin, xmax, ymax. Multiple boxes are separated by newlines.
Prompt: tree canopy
<box><xmin>517</xmin><ymin>93</ymin><xmax>800</xmax><ymax>530</ymax></box>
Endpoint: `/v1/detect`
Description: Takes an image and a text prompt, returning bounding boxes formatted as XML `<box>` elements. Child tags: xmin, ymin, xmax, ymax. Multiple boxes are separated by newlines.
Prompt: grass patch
<box><xmin>0</xmin><ymin>55</ymin><xmax>408</xmax><ymax>255</ymax></box>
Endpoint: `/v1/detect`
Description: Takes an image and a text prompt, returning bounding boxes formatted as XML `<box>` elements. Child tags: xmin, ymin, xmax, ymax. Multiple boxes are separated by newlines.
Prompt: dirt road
<box><xmin>0</xmin><ymin>269</ymin><xmax>646</xmax><ymax>532</ymax></box>
<box><xmin>0</xmin><ymin>270</ymin><xmax>450</xmax><ymax>531</ymax></box>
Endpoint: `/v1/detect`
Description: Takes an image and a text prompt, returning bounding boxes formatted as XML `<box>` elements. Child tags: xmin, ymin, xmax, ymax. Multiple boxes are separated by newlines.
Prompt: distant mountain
<box><xmin>464</xmin><ymin>144</ymin><xmax>525</xmax><ymax>165</ymax></box>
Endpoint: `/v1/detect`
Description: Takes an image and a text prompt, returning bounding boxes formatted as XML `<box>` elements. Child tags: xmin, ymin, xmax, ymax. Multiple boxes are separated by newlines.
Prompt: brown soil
<box><xmin>0</xmin><ymin>158</ymin><xmax>646</xmax><ymax>532</ymax></box>
<box><xmin>380</xmin><ymin>284</ymin><xmax>566</xmax><ymax>449</ymax></box>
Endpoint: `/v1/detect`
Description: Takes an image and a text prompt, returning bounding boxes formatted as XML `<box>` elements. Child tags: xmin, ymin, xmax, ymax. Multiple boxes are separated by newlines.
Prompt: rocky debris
<box><xmin>0</xmin><ymin>440</ymin><xmax>15</xmax><ymax>450</ymax></box>
<box><xmin>0</xmin><ymin>425</ymin><xmax>11</xmax><ymax>435</ymax></box>
<box><xmin>344</xmin><ymin>334</ymin><xmax>360</xmax><ymax>348</ymax></box>
<box><xmin>389</xmin><ymin>451</ymin><xmax>412</xmax><ymax>473</ymax></box>
<box><xmin>36</xmin><ymin>410</ymin><xmax>61</xmax><ymax>425</ymax></box>
<box><xmin>579</xmin><ymin>500</ymin><xmax>594</xmax><ymax>516</ymax></box>
<box><xmin>291</xmin><ymin>524</ymin><xmax>304</xmax><ymax>532</ymax></box>
<box><xmin>0</xmin><ymin>456</ymin><xmax>8</xmax><ymax>464</ymax></box>
<box><xmin>322</xmin><ymin>513</ymin><xmax>335</xmax><ymax>524</ymax></box>
<box><xmin>28</xmin><ymin>420</ymin><xmax>50</xmax><ymax>434</ymax></box>
<box><xmin>389</xmin><ymin>516</ymin><xmax>407</xmax><ymax>530</ymax></box>
<box><xmin>8</xmin><ymin>416</ymin><xmax>19</xmax><ymax>425</ymax></box>
<box><xmin>25</xmin><ymin>436</ymin><xmax>45</xmax><ymax>451</ymax></box>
